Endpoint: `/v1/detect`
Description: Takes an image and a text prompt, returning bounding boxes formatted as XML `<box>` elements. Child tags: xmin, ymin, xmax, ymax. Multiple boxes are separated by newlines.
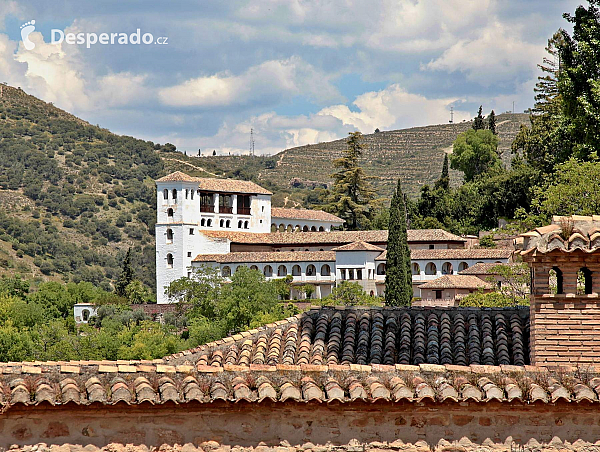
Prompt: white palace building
<box><xmin>155</xmin><ymin>172</ymin><xmax>513</xmax><ymax>304</ymax></box>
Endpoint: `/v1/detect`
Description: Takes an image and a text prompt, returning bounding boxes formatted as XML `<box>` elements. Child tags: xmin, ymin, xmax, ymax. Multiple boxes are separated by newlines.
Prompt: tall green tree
<box><xmin>434</xmin><ymin>154</ymin><xmax>450</xmax><ymax>191</ymax></box>
<box><xmin>115</xmin><ymin>248</ymin><xmax>135</xmax><ymax>297</ymax></box>
<box><xmin>488</xmin><ymin>110</ymin><xmax>497</xmax><ymax>135</ymax></box>
<box><xmin>450</xmin><ymin>129</ymin><xmax>500</xmax><ymax>182</ymax></box>
<box><xmin>473</xmin><ymin>105</ymin><xmax>485</xmax><ymax>130</ymax></box>
<box><xmin>327</xmin><ymin>132</ymin><xmax>379</xmax><ymax>230</ymax></box>
<box><xmin>385</xmin><ymin>180</ymin><xmax>412</xmax><ymax>307</ymax></box>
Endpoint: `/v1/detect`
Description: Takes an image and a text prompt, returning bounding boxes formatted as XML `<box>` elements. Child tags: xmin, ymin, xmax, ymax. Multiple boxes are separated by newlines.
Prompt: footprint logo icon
<box><xmin>20</xmin><ymin>20</ymin><xmax>36</xmax><ymax>50</ymax></box>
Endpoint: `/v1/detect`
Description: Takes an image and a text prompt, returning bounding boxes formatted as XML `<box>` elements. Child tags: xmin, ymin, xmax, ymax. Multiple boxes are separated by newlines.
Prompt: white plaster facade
<box><xmin>74</xmin><ymin>303</ymin><xmax>98</xmax><ymax>324</ymax></box>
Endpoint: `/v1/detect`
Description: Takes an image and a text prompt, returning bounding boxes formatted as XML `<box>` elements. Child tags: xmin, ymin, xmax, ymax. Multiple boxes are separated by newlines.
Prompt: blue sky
<box><xmin>0</xmin><ymin>0</ymin><xmax>582</xmax><ymax>155</ymax></box>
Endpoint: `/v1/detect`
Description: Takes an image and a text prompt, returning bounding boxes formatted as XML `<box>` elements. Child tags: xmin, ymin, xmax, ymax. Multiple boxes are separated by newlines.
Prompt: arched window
<box><xmin>163</xmin><ymin>189</ymin><xmax>168</xmax><ymax>200</ymax></box>
<box><xmin>279</xmin><ymin>224</ymin><xmax>286</xmax><ymax>232</ymax></box>
<box><xmin>286</xmin><ymin>225</ymin><xmax>293</xmax><ymax>232</ymax></box>
<box><xmin>166</xmin><ymin>228</ymin><xmax>173</xmax><ymax>243</ymax></box>
<box><xmin>167</xmin><ymin>208</ymin><xmax>174</xmax><ymax>218</ymax></box>
<box><xmin>201</xmin><ymin>219</ymin><xmax>206</xmax><ymax>227</ymax></box>
<box><xmin>244</xmin><ymin>221</ymin><xmax>249</xmax><ymax>229</ymax></box>
<box><xmin>458</xmin><ymin>262</ymin><xmax>468</xmax><ymax>272</ymax></box>
<box><xmin>220</xmin><ymin>219</ymin><xmax>224</xmax><ymax>228</ymax></box>
<box><xmin>292</xmin><ymin>265</ymin><xmax>301</xmax><ymax>276</ymax></box>
<box><xmin>206</xmin><ymin>219</ymin><xmax>212</xmax><ymax>227</ymax></box>
<box><xmin>222</xmin><ymin>266</ymin><xmax>231</xmax><ymax>277</ymax></box>
<box><xmin>264</xmin><ymin>265</ymin><xmax>273</xmax><ymax>277</ymax></box>
<box><xmin>306</xmin><ymin>264</ymin><xmax>316</xmax><ymax>276</ymax></box>
<box><xmin>250</xmin><ymin>265</ymin><xmax>259</xmax><ymax>271</ymax></box>
<box><xmin>166</xmin><ymin>253</ymin><xmax>174</xmax><ymax>268</ymax></box>
<box><xmin>369</xmin><ymin>291</ymin><xmax>375</xmax><ymax>297</ymax></box>
<box><xmin>578</xmin><ymin>267</ymin><xmax>592</xmax><ymax>295</ymax></box>
<box><xmin>377</xmin><ymin>263</ymin><xmax>386</xmax><ymax>275</ymax></box>
<box><xmin>321</xmin><ymin>264</ymin><xmax>331</xmax><ymax>276</ymax></box>
<box><xmin>319</xmin><ymin>226</ymin><xmax>325</xmax><ymax>231</ymax></box>
<box><xmin>311</xmin><ymin>226</ymin><xmax>317</xmax><ymax>232</ymax></box>
<box><xmin>238</xmin><ymin>220</ymin><xmax>243</xmax><ymax>228</ymax></box>
<box><xmin>271</xmin><ymin>224</ymin><xmax>277</xmax><ymax>232</ymax></box>
<box><xmin>549</xmin><ymin>267</ymin><xmax>563</xmax><ymax>294</ymax></box>
<box><xmin>295</xmin><ymin>225</ymin><xmax>301</xmax><ymax>232</ymax></box>
<box><xmin>185</xmin><ymin>189</ymin><xmax>189</xmax><ymax>199</ymax></box>
<box><xmin>82</xmin><ymin>309</ymin><xmax>90</xmax><ymax>321</ymax></box>
<box><xmin>278</xmin><ymin>265</ymin><xmax>288</xmax><ymax>276</ymax></box>
<box><xmin>425</xmin><ymin>262</ymin><xmax>437</xmax><ymax>275</ymax></box>
<box><xmin>412</xmin><ymin>263</ymin><xmax>420</xmax><ymax>275</ymax></box>
<box><xmin>172</xmin><ymin>189</ymin><xmax>177</xmax><ymax>201</ymax></box>
<box><xmin>303</xmin><ymin>226</ymin><xmax>309</xmax><ymax>232</ymax></box>
<box><xmin>190</xmin><ymin>190</ymin><xmax>194</xmax><ymax>200</ymax></box>
<box><xmin>442</xmin><ymin>262</ymin><xmax>453</xmax><ymax>275</ymax></box>
<box><xmin>226</xmin><ymin>220</ymin><xmax>231</xmax><ymax>228</ymax></box>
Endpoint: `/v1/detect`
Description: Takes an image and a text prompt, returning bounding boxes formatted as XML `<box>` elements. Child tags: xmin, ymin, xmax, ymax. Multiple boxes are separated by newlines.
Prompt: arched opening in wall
<box><xmin>190</xmin><ymin>190</ymin><xmax>194</xmax><ymax>200</ymax></box>
<box><xmin>279</xmin><ymin>224</ymin><xmax>286</xmax><ymax>232</ymax></box>
<box><xmin>321</xmin><ymin>264</ymin><xmax>331</xmax><ymax>276</ymax></box>
<box><xmin>306</xmin><ymin>264</ymin><xmax>316</xmax><ymax>276</ymax></box>
<box><xmin>377</xmin><ymin>263</ymin><xmax>386</xmax><ymax>275</ymax></box>
<box><xmin>172</xmin><ymin>189</ymin><xmax>177</xmax><ymax>201</ymax></box>
<box><xmin>295</xmin><ymin>225</ymin><xmax>301</xmax><ymax>232</ymax></box>
<box><xmin>201</xmin><ymin>219</ymin><xmax>206</xmax><ymax>227</ymax></box>
<box><xmin>250</xmin><ymin>265</ymin><xmax>259</xmax><ymax>271</ymax></box>
<box><xmin>411</xmin><ymin>263</ymin><xmax>420</xmax><ymax>275</ymax></box>
<box><xmin>442</xmin><ymin>262</ymin><xmax>453</xmax><ymax>275</ymax></box>
<box><xmin>549</xmin><ymin>267</ymin><xmax>563</xmax><ymax>294</ymax></box>
<box><xmin>163</xmin><ymin>189</ymin><xmax>168</xmax><ymax>200</ymax></box>
<box><xmin>220</xmin><ymin>219</ymin><xmax>224</xmax><ymax>228</ymax></box>
<box><xmin>286</xmin><ymin>225</ymin><xmax>293</xmax><ymax>232</ymax></box>
<box><xmin>357</xmin><ymin>269</ymin><xmax>363</xmax><ymax>280</ymax></box>
<box><xmin>166</xmin><ymin>254</ymin><xmax>174</xmax><ymax>268</ymax></box>
<box><xmin>458</xmin><ymin>262</ymin><xmax>468</xmax><ymax>272</ymax></box>
<box><xmin>271</xmin><ymin>224</ymin><xmax>277</xmax><ymax>232</ymax></box>
<box><xmin>226</xmin><ymin>220</ymin><xmax>231</xmax><ymax>228</ymax></box>
<box><xmin>222</xmin><ymin>266</ymin><xmax>231</xmax><ymax>277</ymax></box>
<box><xmin>185</xmin><ymin>189</ymin><xmax>189</xmax><ymax>199</ymax></box>
<box><xmin>238</xmin><ymin>220</ymin><xmax>243</xmax><ymax>228</ymax></box>
<box><xmin>278</xmin><ymin>265</ymin><xmax>288</xmax><ymax>277</ymax></box>
<box><xmin>292</xmin><ymin>265</ymin><xmax>301</xmax><ymax>276</ymax></box>
<box><xmin>425</xmin><ymin>262</ymin><xmax>437</xmax><ymax>275</ymax></box>
<box><xmin>303</xmin><ymin>226</ymin><xmax>309</xmax><ymax>232</ymax></box>
<box><xmin>244</xmin><ymin>221</ymin><xmax>249</xmax><ymax>229</ymax></box>
<box><xmin>319</xmin><ymin>226</ymin><xmax>325</xmax><ymax>231</ymax></box>
<box><xmin>166</xmin><ymin>228</ymin><xmax>173</xmax><ymax>243</ymax></box>
<box><xmin>82</xmin><ymin>309</ymin><xmax>90</xmax><ymax>322</ymax></box>
<box><xmin>167</xmin><ymin>208</ymin><xmax>174</xmax><ymax>218</ymax></box>
<box><xmin>264</xmin><ymin>265</ymin><xmax>273</xmax><ymax>277</ymax></box>
<box><xmin>310</xmin><ymin>226</ymin><xmax>317</xmax><ymax>232</ymax></box>
<box><xmin>577</xmin><ymin>267</ymin><xmax>592</xmax><ymax>295</ymax></box>
<box><xmin>206</xmin><ymin>219</ymin><xmax>212</xmax><ymax>227</ymax></box>
<box><xmin>370</xmin><ymin>291</ymin><xmax>374</xmax><ymax>297</ymax></box>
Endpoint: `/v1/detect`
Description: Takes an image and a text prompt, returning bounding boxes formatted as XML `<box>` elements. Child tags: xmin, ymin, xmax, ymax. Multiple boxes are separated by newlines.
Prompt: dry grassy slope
<box><xmin>258</xmin><ymin>113</ymin><xmax>529</xmax><ymax>196</ymax></box>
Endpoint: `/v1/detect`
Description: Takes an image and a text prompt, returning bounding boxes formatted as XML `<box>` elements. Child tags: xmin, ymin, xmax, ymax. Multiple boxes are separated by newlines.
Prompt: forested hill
<box><xmin>0</xmin><ymin>84</ymin><xmax>175</xmax><ymax>291</ymax></box>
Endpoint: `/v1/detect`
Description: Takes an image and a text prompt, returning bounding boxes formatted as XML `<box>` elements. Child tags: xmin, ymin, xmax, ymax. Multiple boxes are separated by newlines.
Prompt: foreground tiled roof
<box><xmin>271</xmin><ymin>207</ymin><xmax>343</xmax><ymax>223</ymax></box>
<box><xmin>518</xmin><ymin>215</ymin><xmax>600</xmax><ymax>255</ymax></box>
<box><xmin>166</xmin><ymin>306</ymin><xmax>529</xmax><ymax>367</ymax></box>
<box><xmin>419</xmin><ymin>275</ymin><xmax>494</xmax><ymax>290</ymax></box>
<box><xmin>156</xmin><ymin>172</ymin><xmax>272</xmax><ymax>195</ymax></box>
<box><xmin>2</xmin><ymin>359</ymin><xmax>600</xmax><ymax>408</ymax></box>
<box><xmin>193</xmin><ymin>251</ymin><xmax>336</xmax><ymax>263</ymax></box>
<box><xmin>332</xmin><ymin>241</ymin><xmax>385</xmax><ymax>252</ymax></box>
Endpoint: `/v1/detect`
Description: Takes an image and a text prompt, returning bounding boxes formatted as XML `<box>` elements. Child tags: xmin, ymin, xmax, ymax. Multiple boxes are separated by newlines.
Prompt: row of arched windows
<box><xmin>163</xmin><ymin>189</ymin><xmax>178</xmax><ymax>201</ymax></box>
<box><xmin>222</xmin><ymin>264</ymin><xmax>331</xmax><ymax>278</ymax></box>
<box><xmin>271</xmin><ymin>224</ymin><xmax>327</xmax><ymax>232</ymax></box>
<box><xmin>548</xmin><ymin>266</ymin><xmax>592</xmax><ymax>295</ymax></box>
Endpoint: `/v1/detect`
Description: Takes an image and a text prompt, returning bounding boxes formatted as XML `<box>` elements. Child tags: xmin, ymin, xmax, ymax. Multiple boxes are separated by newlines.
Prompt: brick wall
<box><xmin>4</xmin><ymin>401</ymin><xmax>600</xmax><ymax>451</ymax></box>
<box><xmin>527</xmin><ymin>251</ymin><xmax>600</xmax><ymax>365</ymax></box>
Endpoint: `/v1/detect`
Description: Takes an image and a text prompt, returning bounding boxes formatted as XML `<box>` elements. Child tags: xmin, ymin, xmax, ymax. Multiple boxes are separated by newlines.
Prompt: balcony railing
<box><xmin>219</xmin><ymin>206</ymin><xmax>233</xmax><ymax>214</ymax></box>
<box><xmin>200</xmin><ymin>205</ymin><xmax>215</xmax><ymax>213</ymax></box>
<box><xmin>238</xmin><ymin>207</ymin><xmax>251</xmax><ymax>215</ymax></box>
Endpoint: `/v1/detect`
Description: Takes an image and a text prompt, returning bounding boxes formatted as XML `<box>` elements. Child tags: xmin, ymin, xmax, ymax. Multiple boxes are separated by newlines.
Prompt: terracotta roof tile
<box><xmin>156</xmin><ymin>172</ymin><xmax>272</xmax><ymax>195</ymax></box>
<box><xmin>271</xmin><ymin>207</ymin><xmax>343</xmax><ymax>223</ymax></box>
<box><xmin>458</xmin><ymin>262</ymin><xmax>524</xmax><ymax>275</ymax></box>
<box><xmin>409</xmin><ymin>249</ymin><xmax>514</xmax><ymax>260</ymax></box>
<box><xmin>418</xmin><ymin>275</ymin><xmax>494</xmax><ymax>290</ymax></box>
<box><xmin>332</xmin><ymin>241</ymin><xmax>385</xmax><ymax>252</ymax></box>
<box><xmin>519</xmin><ymin>215</ymin><xmax>600</xmax><ymax>255</ymax></box>
<box><xmin>192</xmin><ymin>251</ymin><xmax>336</xmax><ymax>263</ymax></box>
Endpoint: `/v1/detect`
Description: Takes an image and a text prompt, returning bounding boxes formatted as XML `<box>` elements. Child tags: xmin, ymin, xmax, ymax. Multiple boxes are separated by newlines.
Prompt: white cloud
<box><xmin>158</xmin><ymin>56</ymin><xmax>342</xmax><ymax>108</ymax></box>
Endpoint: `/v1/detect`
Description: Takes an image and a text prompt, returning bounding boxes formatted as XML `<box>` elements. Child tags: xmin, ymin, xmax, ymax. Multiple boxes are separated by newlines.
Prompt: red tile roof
<box><xmin>458</xmin><ymin>262</ymin><xmax>524</xmax><ymax>275</ymax></box>
<box><xmin>376</xmin><ymin>248</ymin><xmax>513</xmax><ymax>261</ymax></box>
<box><xmin>332</xmin><ymin>241</ymin><xmax>385</xmax><ymax>252</ymax></box>
<box><xmin>418</xmin><ymin>275</ymin><xmax>494</xmax><ymax>290</ymax></box>
<box><xmin>156</xmin><ymin>172</ymin><xmax>272</xmax><ymax>195</ymax></box>
<box><xmin>192</xmin><ymin>251</ymin><xmax>336</xmax><ymax>263</ymax></box>
<box><xmin>271</xmin><ymin>207</ymin><xmax>343</xmax><ymax>223</ymax></box>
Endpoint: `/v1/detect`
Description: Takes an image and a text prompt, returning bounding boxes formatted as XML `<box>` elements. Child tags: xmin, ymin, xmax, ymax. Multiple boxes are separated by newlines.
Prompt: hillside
<box><xmin>0</xmin><ymin>85</ymin><xmax>170</xmax><ymax>290</ymax></box>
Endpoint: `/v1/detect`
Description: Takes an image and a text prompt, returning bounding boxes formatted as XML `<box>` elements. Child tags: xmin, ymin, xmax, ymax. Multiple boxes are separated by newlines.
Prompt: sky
<box><xmin>0</xmin><ymin>0</ymin><xmax>583</xmax><ymax>155</ymax></box>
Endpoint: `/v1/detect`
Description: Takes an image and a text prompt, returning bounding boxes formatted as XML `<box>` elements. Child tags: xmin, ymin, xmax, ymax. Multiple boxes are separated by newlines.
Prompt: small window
<box><xmin>429</xmin><ymin>244</ymin><xmax>434</xmax><ymax>250</ymax></box>
<box><xmin>163</xmin><ymin>189</ymin><xmax>169</xmax><ymax>200</ymax></box>
<box><xmin>207</xmin><ymin>219</ymin><xmax>212</xmax><ymax>227</ymax></box>
<box><xmin>226</xmin><ymin>220</ymin><xmax>231</xmax><ymax>228</ymax></box>
<box><xmin>167</xmin><ymin>208</ymin><xmax>174</xmax><ymax>218</ymax></box>
<box><xmin>435</xmin><ymin>290</ymin><xmax>442</xmax><ymax>299</ymax></box>
<box><xmin>187</xmin><ymin>271</ymin><xmax>192</xmax><ymax>278</ymax></box>
<box><xmin>172</xmin><ymin>189</ymin><xmax>177</xmax><ymax>200</ymax></box>
<box><xmin>185</xmin><ymin>189</ymin><xmax>189</xmax><ymax>199</ymax></box>
<box><xmin>238</xmin><ymin>220</ymin><xmax>243</xmax><ymax>228</ymax></box>
<box><xmin>262</xmin><ymin>206</ymin><xmax>264</xmax><ymax>212</ymax></box>
<box><xmin>189</xmin><ymin>228</ymin><xmax>194</xmax><ymax>235</ymax></box>
<box><xmin>244</xmin><ymin>221</ymin><xmax>249</xmax><ymax>229</ymax></box>
<box><xmin>220</xmin><ymin>219</ymin><xmax>224</xmax><ymax>228</ymax></box>
<box><xmin>167</xmin><ymin>253</ymin><xmax>174</xmax><ymax>268</ymax></box>
<box><xmin>187</xmin><ymin>252</ymin><xmax>192</xmax><ymax>257</ymax></box>
<box><xmin>201</xmin><ymin>219</ymin><xmax>206</xmax><ymax>227</ymax></box>
<box><xmin>166</xmin><ymin>228</ymin><xmax>173</xmax><ymax>243</ymax></box>
<box><xmin>190</xmin><ymin>190</ymin><xmax>194</xmax><ymax>200</ymax></box>
<box><xmin>82</xmin><ymin>309</ymin><xmax>90</xmax><ymax>321</ymax></box>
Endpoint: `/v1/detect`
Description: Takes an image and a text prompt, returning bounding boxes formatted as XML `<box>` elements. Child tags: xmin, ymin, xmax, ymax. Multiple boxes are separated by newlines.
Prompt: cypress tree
<box><xmin>488</xmin><ymin>110</ymin><xmax>497</xmax><ymax>135</ymax></box>
<box><xmin>434</xmin><ymin>154</ymin><xmax>450</xmax><ymax>191</ymax></box>
<box><xmin>115</xmin><ymin>248</ymin><xmax>135</xmax><ymax>297</ymax></box>
<box><xmin>385</xmin><ymin>179</ymin><xmax>413</xmax><ymax>306</ymax></box>
<box><xmin>473</xmin><ymin>105</ymin><xmax>485</xmax><ymax>130</ymax></box>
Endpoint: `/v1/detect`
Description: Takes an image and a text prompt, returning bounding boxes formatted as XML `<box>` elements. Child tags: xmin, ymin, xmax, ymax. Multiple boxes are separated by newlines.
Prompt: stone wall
<box><xmin>4</xmin><ymin>400</ymin><xmax>600</xmax><ymax>451</ymax></box>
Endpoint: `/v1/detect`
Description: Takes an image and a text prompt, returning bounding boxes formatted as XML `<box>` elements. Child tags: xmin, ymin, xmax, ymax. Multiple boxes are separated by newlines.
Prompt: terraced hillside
<box><xmin>264</xmin><ymin>113</ymin><xmax>529</xmax><ymax>196</ymax></box>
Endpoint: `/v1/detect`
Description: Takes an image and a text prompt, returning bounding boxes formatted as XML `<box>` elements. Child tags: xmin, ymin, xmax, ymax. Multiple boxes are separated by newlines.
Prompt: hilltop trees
<box><xmin>450</xmin><ymin>129</ymin><xmax>500</xmax><ymax>182</ymax></box>
<box><xmin>488</xmin><ymin>110</ymin><xmax>497</xmax><ymax>135</ymax></box>
<box><xmin>434</xmin><ymin>154</ymin><xmax>450</xmax><ymax>191</ymax></box>
<box><xmin>385</xmin><ymin>180</ymin><xmax>412</xmax><ymax>306</ymax></box>
<box><xmin>473</xmin><ymin>106</ymin><xmax>485</xmax><ymax>130</ymax></box>
<box><xmin>326</xmin><ymin>132</ymin><xmax>380</xmax><ymax>230</ymax></box>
